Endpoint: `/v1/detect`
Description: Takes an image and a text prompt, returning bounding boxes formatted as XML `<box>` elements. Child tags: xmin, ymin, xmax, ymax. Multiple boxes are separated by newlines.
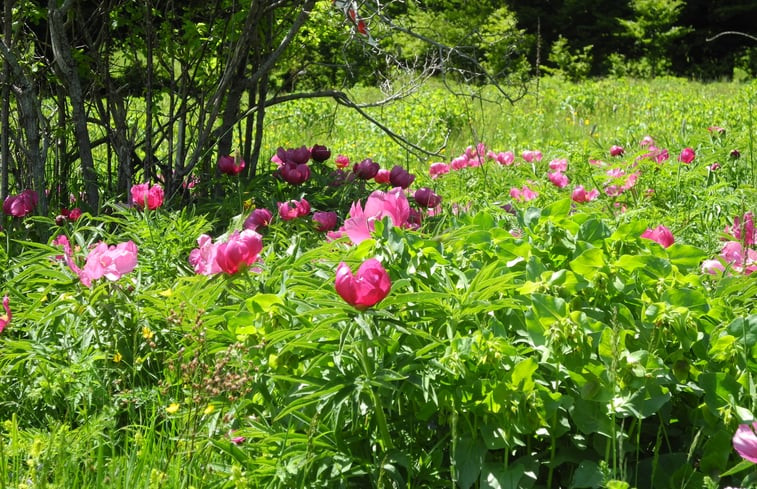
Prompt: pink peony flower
<box><xmin>641</xmin><ymin>225</ymin><xmax>675</xmax><ymax>248</ymax></box>
<box><xmin>548</xmin><ymin>171</ymin><xmax>569</xmax><ymax>188</ymax></box>
<box><xmin>707</xmin><ymin>126</ymin><xmax>725</xmax><ymax>135</ymax></box>
<box><xmin>734</xmin><ymin>423</ymin><xmax>757</xmax><ymax>463</ymax></box>
<box><xmin>610</xmin><ymin>145</ymin><xmax>625</xmax><ymax>157</ymax></box>
<box><xmin>571</xmin><ymin>185</ymin><xmax>600</xmax><ymax>203</ymax></box>
<box><xmin>0</xmin><ymin>295</ymin><xmax>10</xmax><ymax>333</ymax></box>
<box><xmin>719</xmin><ymin>241</ymin><xmax>757</xmax><ymax>274</ymax></box>
<box><xmin>335</xmin><ymin>154</ymin><xmax>350</xmax><ymax>169</ymax></box>
<box><xmin>374</xmin><ymin>168</ymin><xmax>391</xmax><ymax>184</ymax></box>
<box><xmin>725</xmin><ymin>212</ymin><xmax>755</xmax><ymax>246</ymax></box>
<box><xmin>701</xmin><ymin>259</ymin><xmax>726</xmax><ymax>275</ymax></box>
<box><xmin>3</xmin><ymin>189</ymin><xmax>38</xmax><ymax>217</ymax></box>
<box><xmin>188</xmin><ymin>234</ymin><xmax>222</xmax><ymax>276</ymax></box>
<box><xmin>313</xmin><ymin>211</ymin><xmax>338</xmax><ymax>232</ymax></box>
<box><xmin>640</xmin><ymin>135</ymin><xmax>655</xmax><ymax>147</ymax></box>
<box><xmin>510</xmin><ymin>185</ymin><xmax>538</xmax><ymax>202</ymax></box>
<box><xmin>450</xmin><ymin>156</ymin><xmax>468</xmax><ymax>171</ymax></box>
<box><xmin>215</xmin><ymin>230</ymin><xmax>263</xmax><ymax>275</ymax></box>
<box><xmin>79</xmin><ymin>241</ymin><xmax>138</xmax><ymax>287</ymax></box>
<box><xmin>341</xmin><ymin>188</ymin><xmax>410</xmax><ymax>244</ymax></box>
<box><xmin>429</xmin><ymin>162</ymin><xmax>451</xmax><ymax>179</ymax></box>
<box><xmin>522</xmin><ymin>150</ymin><xmax>543</xmax><ymax>163</ymax></box>
<box><xmin>335</xmin><ymin>258</ymin><xmax>391</xmax><ymax>310</ymax></box>
<box><xmin>488</xmin><ymin>151</ymin><xmax>515</xmax><ymax>166</ymax></box>
<box><xmin>244</xmin><ymin>208</ymin><xmax>273</xmax><ymax>231</ymax></box>
<box><xmin>679</xmin><ymin>147</ymin><xmax>696</xmax><ymax>164</ymax></box>
<box><xmin>278</xmin><ymin>199</ymin><xmax>310</xmax><ymax>221</ymax></box>
<box><xmin>218</xmin><ymin>154</ymin><xmax>246</xmax><ymax>175</ymax></box>
<box><xmin>549</xmin><ymin>158</ymin><xmax>568</xmax><ymax>172</ymax></box>
<box><xmin>131</xmin><ymin>183</ymin><xmax>164</xmax><ymax>210</ymax></box>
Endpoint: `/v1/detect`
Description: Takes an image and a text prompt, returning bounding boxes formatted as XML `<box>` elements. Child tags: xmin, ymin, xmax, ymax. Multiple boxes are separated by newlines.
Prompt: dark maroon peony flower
<box><xmin>353</xmin><ymin>158</ymin><xmax>380</xmax><ymax>180</ymax></box>
<box><xmin>389</xmin><ymin>165</ymin><xmax>415</xmax><ymax>189</ymax></box>
<box><xmin>310</xmin><ymin>144</ymin><xmax>331</xmax><ymax>163</ymax></box>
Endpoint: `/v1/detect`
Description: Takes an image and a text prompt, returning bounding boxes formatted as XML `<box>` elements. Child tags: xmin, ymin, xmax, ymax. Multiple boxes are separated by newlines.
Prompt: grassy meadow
<box><xmin>1</xmin><ymin>77</ymin><xmax>756</xmax><ymax>489</ymax></box>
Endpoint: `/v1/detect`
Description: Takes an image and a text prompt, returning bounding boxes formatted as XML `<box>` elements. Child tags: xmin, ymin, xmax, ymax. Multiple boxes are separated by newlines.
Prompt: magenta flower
<box><xmin>679</xmin><ymin>147</ymin><xmax>696</xmax><ymax>164</ymax></box>
<box><xmin>276</xmin><ymin>146</ymin><xmax>310</xmax><ymax>165</ymax></box>
<box><xmin>719</xmin><ymin>241</ymin><xmax>757</xmax><ymax>275</ymax></box>
<box><xmin>549</xmin><ymin>159</ymin><xmax>568</xmax><ymax>172</ymax></box>
<box><xmin>521</xmin><ymin>150</ymin><xmax>543</xmax><ymax>163</ymax></box>
<box><xmin>640</xmin><ymin>135</ymin><xmax>655</xmax><ymax>147</ymax></box>
<box><xmin>279</xmin><ymin>161</ymin><xmax>311</xmax><ymax>185</ymax></box>
<box><xmin>215</xmin><ymin>230</ymin><xmax>263</xmax><ymax>275</ymax></box>
<box><xmin>313</xmin><ymin>211</ymin><xmax>338</xmax><ymax>232</ymax></box>
<box><xmin>450</xmin><ymin>156</ymin><xmax>467</xmax><ymax>171</ymax></box>
<box><xmin>510</xmin><ymin>185</ymin><xmax>538</xmax><ymax>202</ymax></box>
<box><xmin>488</xmin><ymin>151</ymin><xmax>515</xmax><ymax>166</ymax></box>
<box><xmin>548</xmin><ymin>171</ymin><xmax>569</xmax><ymax>188</ymax></box>
<box><xmin>218</xmin><ymin>154</ymin><xmax>246</xmax><ymax>175</ymax></box>
<box><xmin>79</xmin><ymin>241</ymin><xmax>138</xmax><ymax>287</ymax></box>
<box><xmin>244</xmin><ymin>208</ymin><xmax>273</xmax><ymax>231</ymax></box>
<box><xmin>335</xmin><ymin>154</ymin><xmax>350</xmax><ymax>169</ymax></box>
<box><xmin>701</xmin><ymin>259</ymin><xmax>726</xmax><ymax>275</ymax></box>
<box><xmin>188</xmin><ymin>234</ymin><xmax>222</xmax><ymax>276</ymax></box>
<box><xmin>707</xmin><ymin>125</ymin><xmax>725</xmax><ymax>135</ymax></box>
<box><xmin>414</xmin><ymin>187</ymin><xmax>442</xmax><ymax>208</ymax></box>
<box><xmin>335</xmin><ymin>258</ymin><xmax>391</xmax><ymax>310</ymax></box>
<box><xmin>571</xmin><ymin>185</ymin><xmax>600</xmax><ymax>203</ymax></box>
<box><xmin>374</xmin><ymin>168</ymin><xmax>391</xmax><ymax>184</ymax></box>
<box><xmin>725</xmin><ymin>212</ymin><xmax>755</xmax><ymax>246</ymax></box>
<box><xmin>353</xmin><ymin>158</ymin><xmax>380</xmax><ymax>180</ymax></box>
<box><xmin>342</xmin><ymin>188</ymin><xmax>410</xmax><ymax>244</ymax></box>
<box><xmin>3</xmin><ymin>189</ymin><xmax>38</xmax><ymax>217</ymax></box>
<box><xmin>131</xmin><ymin>183</ymin><xmax>164</xmax><ymax>210</ymax></box>
<box><xmin>389</xmin><ymin>165</ymin><xmax>415</xmax><ymax>189</ymax></box>
<box><xmin>610</xmin><ymin>145</ymin><xmax>625</xmax><ymax>157</ymax></box>
<box><xmin>641</xmin><ymin>225</ymin><xmax>675</xmax><ymax>248</ymax></box>
<box><xmin>0</xmin><ymin>295</ymin><xmax>10</xmax><ymax>333</ymax></box>
<box><xmin>278</xmin><ymin>199</ymin><xmax>311</xmax><ymax>221</ymax></box>
<box><xmin>429</xmin><ymin>162</ymin><xmax>450</xmax><ymax>179</ymax></box>
<box><xmin>734</xmin><ymin>423</ymin><xmax>757</xmax><ymax>463</ymax></box>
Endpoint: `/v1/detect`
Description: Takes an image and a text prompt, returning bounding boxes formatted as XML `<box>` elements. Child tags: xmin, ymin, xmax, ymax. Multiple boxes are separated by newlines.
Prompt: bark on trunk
<box><xmin>48</xmin><ymin>0</ymin><xmax>100</xmax><ymax>212</ymax></box>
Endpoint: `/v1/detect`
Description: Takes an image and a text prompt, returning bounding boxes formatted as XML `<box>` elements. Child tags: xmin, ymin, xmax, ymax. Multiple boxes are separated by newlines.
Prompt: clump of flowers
<box><xmin>510</xmin><ymin>185</ymin><xmax>538</xmax><ymax>202</ymax></box>
<box><xmin>54</xmin><ymin>235</ymin><xmax>139</xmax><ymax>287</ymax></box>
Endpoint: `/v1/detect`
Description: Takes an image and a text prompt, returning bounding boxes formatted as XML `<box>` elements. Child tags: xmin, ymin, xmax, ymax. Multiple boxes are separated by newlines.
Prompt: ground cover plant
<box><xmin>1</xmin><ymin>77</ymin><xmax>757</xmax><ymax>488</ymax></box>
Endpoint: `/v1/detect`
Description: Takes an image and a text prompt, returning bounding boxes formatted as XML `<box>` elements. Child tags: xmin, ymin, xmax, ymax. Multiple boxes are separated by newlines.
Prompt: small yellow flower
<box><xmin>159</xmin><ymin>289</ymin><xmax>172</xmax><ymax>297</ymax></box>
<box><xmin>203</xmin><ymin>405</ymin><xmax>215</xmax><ymax>415</ymax></box>
<box><xmin>166</xmin><ymin>403</ymin><xmax>180</xmax><ymax>414</ymax></box>
<box><xmin>113</xmin><ymin>352</ymin><xmax>122</xmax><ymax>363</ymax></box>
<box><xmin>142</xmin><ymin>326</ymin><xmax>154</xmax><ymax>340</ymax></box>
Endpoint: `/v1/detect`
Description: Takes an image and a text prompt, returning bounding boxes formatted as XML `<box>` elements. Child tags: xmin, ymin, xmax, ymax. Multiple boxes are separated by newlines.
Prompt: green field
<box><xmin>1</xmin><ymin>77</ymin><xmax>756</xmax><ymax>488</ymax></box>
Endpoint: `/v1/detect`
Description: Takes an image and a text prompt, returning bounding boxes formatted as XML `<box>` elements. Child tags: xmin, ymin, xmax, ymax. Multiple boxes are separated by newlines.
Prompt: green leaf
<box><xmin>511</xmin><ymin>357</ymin><xmax>538</xmax><ymax>392</ymax></box>
<box><xmin>570</xmin><ymin>460</ymin><xmax>603</xmax><ymax>488</ymax></box>
<box><xmin>666</xmin><ymin>243</ymin><xmax>707</xmax><ymax>269</ymax></box>
<box><xmin>246</xmin><ymin>293</ymin><xmax>284</xmax><ymax>314</ymax></box>
<box><xmin>661</xmin><ymin>287</ymin><xmax>709</xmax><ymax>314</ymax></box>
<box><xmin>726</xmin><ymin>315</ymin><xmax>757</xmax><ymax>348</ymax></box>
<box><xmin>480</xmin><ymin>461</ymin><xmax>525</xmax><ymax>489</ymax></box>
<box><xmin>454</xmin><ymin>435</ymin><xmax>486</xmax><ymax>489</ymax></box>
<box><xmin>570</xmin><ymin>247</ymin><xmax>605</xmax><ymax>280</ymax></box>
<box><xmin>577</xmin><ymin>218</ymin><xmax>612</xmax><ymax>244</ymax></box>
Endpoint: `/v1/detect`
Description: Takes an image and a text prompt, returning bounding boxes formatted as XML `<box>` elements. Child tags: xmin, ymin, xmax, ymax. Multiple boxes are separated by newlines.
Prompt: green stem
<box><xmin>357</xmin><ymin>339</ymin><xmax>393</xmax><ymax>451</ymax></box>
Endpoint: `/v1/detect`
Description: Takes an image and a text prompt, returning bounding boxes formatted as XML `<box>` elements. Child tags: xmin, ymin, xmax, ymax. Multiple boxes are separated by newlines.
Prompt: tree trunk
<box><xmin>48</xmin><ymin>0</ymin><xmax>99</xmax><ymax>212</ymax></box>
<box><xmin>1</xmin><ymin>0</ymin><xmax>12</xmax><ymax>200</ymax></box>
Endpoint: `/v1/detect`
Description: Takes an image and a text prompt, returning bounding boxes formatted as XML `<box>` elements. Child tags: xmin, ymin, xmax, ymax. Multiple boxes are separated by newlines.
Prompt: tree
<box><xmin>0</xmin><ymin>0</ymin><xmax>530</xmax><ymax>214</ymax></box>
